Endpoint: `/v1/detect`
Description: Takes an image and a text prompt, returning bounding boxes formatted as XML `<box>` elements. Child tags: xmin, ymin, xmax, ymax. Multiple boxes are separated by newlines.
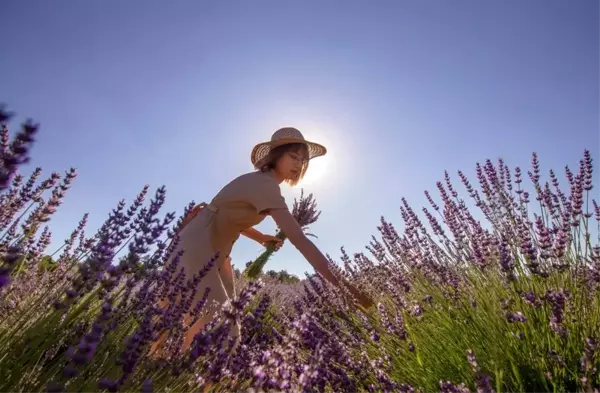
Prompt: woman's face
<box><xmin>275</xmin><ymin>147</ymin><xmax>308</xmax><ymax>181</ymax></box>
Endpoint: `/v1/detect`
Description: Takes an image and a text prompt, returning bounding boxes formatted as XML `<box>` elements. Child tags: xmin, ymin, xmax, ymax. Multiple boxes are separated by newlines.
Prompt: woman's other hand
<box><xmin>241</xmin><ymin>227</ymin><xmax>283</xmax><ymax>250</ymax></box>
<box><xmin>260</xmin><ymin>234</ymin><xmax>284</xmax><ymax>251</ymax></box>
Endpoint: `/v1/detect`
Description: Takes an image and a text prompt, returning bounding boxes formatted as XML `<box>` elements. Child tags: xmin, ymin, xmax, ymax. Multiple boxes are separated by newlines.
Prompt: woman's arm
<box><xmin>268</xmin><ymin>208</ymin><xmax>341</xmax><ymax>287</ymax></box>
<box><xmin>240</xmin><ymin>227</ymin><xmax>265</xmax><ymax>243</ymax></box>
<box><xmin>241</xmin><ymin>227</ymin><xmax>283</xmax><ymax>251</ymax></box>
<box><xmin>269</xmin><ymin>208</ymin><xmax>374</xmax><ymax>309</ymax></box>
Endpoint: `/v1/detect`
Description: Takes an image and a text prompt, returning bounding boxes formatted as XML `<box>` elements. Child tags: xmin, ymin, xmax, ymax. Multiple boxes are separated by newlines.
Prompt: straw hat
<box><xmin>251</xmin><ymin>127</ymin><xmax>327</xmax><ymax>168</ymax></box>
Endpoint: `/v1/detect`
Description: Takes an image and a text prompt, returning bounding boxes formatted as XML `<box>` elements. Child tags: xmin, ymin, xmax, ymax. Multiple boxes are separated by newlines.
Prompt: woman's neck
<box><xmin>265</xmin><ymin>169</ymin><xmax>285</xmax><ymax>184</ymax></box>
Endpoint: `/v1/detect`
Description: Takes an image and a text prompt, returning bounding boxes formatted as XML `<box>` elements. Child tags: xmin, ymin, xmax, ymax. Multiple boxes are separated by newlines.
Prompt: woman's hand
<box><xmin>241</xmin><ymin>227</ymin><xmax>283</xmax><ymax>250</ymax></box>
<box><xmin>260</xmin><ymin>234</ymin><xmax>284</xmax><ymax>251</ymax></box>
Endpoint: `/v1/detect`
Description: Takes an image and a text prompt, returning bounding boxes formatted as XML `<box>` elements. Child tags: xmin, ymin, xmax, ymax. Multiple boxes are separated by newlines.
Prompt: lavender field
<box><xmin>1</xmin><ymin>107</ymin><xmax>599</xmax><ymax>393</ymax></box>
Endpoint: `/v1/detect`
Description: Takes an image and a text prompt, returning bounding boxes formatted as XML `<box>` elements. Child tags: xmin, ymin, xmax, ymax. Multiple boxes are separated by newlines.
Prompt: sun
<box><xmin>296</xmin><ymin>153</ymin><xmax>329</xmax><ymax>187</ymax></box>
<box><xmin>284</xmin><ymin>125</ymin><xmax>335</xmax><ymax>188</ymax></box>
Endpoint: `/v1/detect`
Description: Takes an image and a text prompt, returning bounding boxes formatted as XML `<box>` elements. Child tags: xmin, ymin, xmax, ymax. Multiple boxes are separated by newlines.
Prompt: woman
<box><xmin>151</xmin><ymin>127</ymin><xmax>373</xmax><ymax>356</ymax></box>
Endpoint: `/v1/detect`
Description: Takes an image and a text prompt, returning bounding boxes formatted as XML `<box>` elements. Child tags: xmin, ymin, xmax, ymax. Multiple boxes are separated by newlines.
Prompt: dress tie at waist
<box><xmin>177</xmin><ymin>202</ymin><xmax>218</xmax><ymax>234</ymax></box>
<box><xmin>198</xmin><ymin>202</ymin><xmax>218</xmax><ymax>213</ymax></box>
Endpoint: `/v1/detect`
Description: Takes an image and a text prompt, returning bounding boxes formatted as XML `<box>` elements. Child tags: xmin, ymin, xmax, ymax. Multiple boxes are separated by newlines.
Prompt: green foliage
<box><xmin>264</xmin><ymin>269</ymin><xmax>300</xmax><ymax>284</ymax></box>
<box><xmin>39</xmin><ymin>255</ymin><xmax>57</xmax><ymax>272</ymax></box>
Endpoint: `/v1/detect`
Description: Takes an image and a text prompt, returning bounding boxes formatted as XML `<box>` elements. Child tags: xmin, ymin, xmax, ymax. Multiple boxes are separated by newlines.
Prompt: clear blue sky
<box><xmin>2</xmin><ymin>0</ymin><xmax>598</xmax><ymax>276</ymax></box>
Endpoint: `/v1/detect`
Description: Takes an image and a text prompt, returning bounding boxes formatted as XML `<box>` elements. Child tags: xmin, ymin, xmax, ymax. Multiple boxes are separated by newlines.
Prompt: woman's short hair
<box><xmin>259</xmin><ymin>143</ymin><xmax>309</xmax><ymax>186</ymax></box>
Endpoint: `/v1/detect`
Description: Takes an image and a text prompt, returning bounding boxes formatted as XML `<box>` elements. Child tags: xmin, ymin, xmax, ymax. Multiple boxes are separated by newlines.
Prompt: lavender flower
<box><xmin>440</xmin><ymin>380</ymin><xmax>471</xmax><ymax>393</ymax></box>
<box><xmin>0</xmin><ymin>109</ymin><xmax>38</xmax><ymax>191</ymax></box>
<box><xmin>0</xmin><ymin>246</ymin><xmax>23</xmax><ymax>289</ymax></box>
<box><xmin>545</xmin><ymin>289</ymin><xmax>570</xmax><ymax>337</ymax></box>
<box><xmin>506</xmin><ymin>311</ymin><xmax>527</xmax><ymax>323</ymax></box>
<box><xmin>580</xmin><ymin>337</ymin><xmax>598</xmax><ymax>390</ymax></box>
<box><xmin>466</xmin><ymin>350</ymin><xmax>495</xmax><ymax>393</ymax></box>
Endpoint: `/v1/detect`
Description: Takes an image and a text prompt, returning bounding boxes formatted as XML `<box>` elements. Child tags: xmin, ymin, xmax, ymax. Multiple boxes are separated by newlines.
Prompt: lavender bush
<box><xmin>1</xmin><ymin>105</ymin><xmax>599</xmax><ymax>393</ymax></box>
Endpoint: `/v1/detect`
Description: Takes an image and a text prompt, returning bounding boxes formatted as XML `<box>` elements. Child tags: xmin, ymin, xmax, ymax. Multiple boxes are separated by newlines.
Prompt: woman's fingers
<box><xmin>262</xmin><ymin>236</ymin><xmax>284</xmax><ymax>251</ymax></box>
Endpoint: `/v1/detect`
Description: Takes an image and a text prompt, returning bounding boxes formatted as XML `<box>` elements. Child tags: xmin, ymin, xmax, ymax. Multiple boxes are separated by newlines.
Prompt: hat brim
<box><xmin>251</xmin><ymin>138</ymin><xmax>327</xmax><ymax>168</ymax></box>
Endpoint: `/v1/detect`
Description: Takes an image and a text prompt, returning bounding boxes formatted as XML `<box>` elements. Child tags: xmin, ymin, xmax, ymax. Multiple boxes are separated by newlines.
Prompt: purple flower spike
<box><xmin>440</xmin><ymin>380</ymin><xmax>471</xmax><ymax>393</ymax></box>
<box><xmin>0</xmin><ymin>246</ymin><xmax>24</xmax><ymax>289</ymax></box>
<box><xmin>141</xmin><ymin>379</ymin><xmax>153</xmax><ymax>393</ymax></box>
<box><xmin>98</xmin><ymin>378</ymin><xmax>118</xmax><ymax>393</ymax></box>
<box><xmin>545</xmin><ymin>289</ymin><xmax>570</xmax><ymax>337</ymax></box>
<box><xmin>0</xmin><ymin>111</ymin><xmax>39</xmax><ymax>192</ymax></box>
<box><xmin>506</xmin><ymin>311</ymin><xmax>527</xmax><ymax>323</ymax></box>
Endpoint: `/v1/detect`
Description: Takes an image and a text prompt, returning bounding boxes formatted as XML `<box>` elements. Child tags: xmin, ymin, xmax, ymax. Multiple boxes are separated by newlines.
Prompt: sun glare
<box><xmin>297</xmin><ymin>153</ymin><xmax>329</xmax><ymax>187</ymax></box>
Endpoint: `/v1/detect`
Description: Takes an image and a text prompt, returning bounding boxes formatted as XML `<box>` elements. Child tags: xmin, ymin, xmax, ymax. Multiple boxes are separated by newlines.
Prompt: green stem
<box><xmin>243</xmin><ymin>231</ymin><xmax>287</xmax><ymax>279</ymax></box>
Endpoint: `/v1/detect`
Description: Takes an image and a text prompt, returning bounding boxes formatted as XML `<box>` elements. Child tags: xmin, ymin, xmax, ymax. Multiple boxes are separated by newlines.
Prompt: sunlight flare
<box><xmin>297</xmin><ymin>153</ymin><xmax>329</xmax><ymax>187</ymax></box>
